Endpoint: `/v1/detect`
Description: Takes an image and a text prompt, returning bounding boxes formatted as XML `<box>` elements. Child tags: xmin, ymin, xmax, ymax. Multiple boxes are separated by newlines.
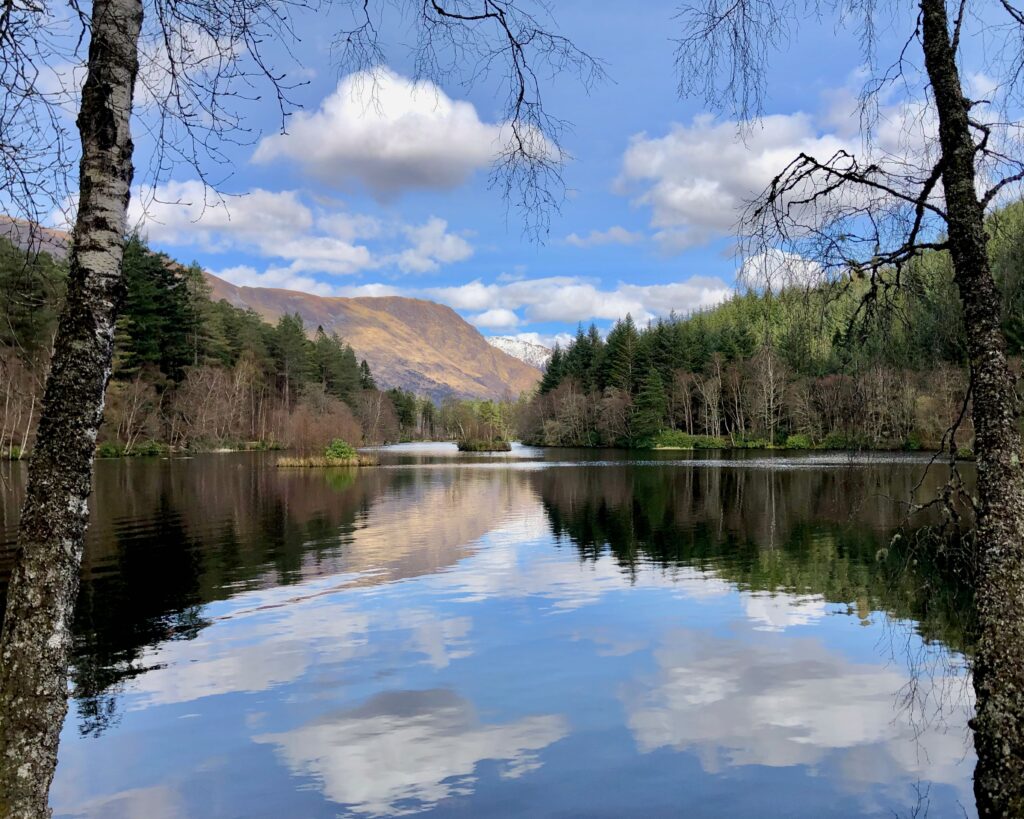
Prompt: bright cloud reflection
<box><xmin>254</xmin><ymin>689</ymin><xmax>568</xmax><ymax>816</ymax></box>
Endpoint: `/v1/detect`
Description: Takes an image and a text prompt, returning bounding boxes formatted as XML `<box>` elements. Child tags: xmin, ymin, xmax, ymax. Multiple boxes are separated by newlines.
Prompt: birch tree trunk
<box><xmin>919</xmin><ymin>0</ymin><xmax>1024</xmax><ymax>813</ymax></box>
<box><xmin>0</xmin><ymin>1</ymin><xmax>143</xmax><ymax>815</ymax></box>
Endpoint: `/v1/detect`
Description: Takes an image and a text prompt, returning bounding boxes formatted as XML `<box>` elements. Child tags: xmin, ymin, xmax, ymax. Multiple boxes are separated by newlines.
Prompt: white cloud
<box><xmin>130</xmin><ymin>179</ymin><xmax>473</xmax><ymax>278</ymax></box>
<box><xmin>738</xmin><ymin>249</ymin><xmax>824</xmax><ymax>292</ymax></box>
<box><xmin>130</xmin><ymin>180</ymin><xmax>314</xmax><ymax>252</ymax></box>
<box><xmin>211</xmin><ymin>264</ymin><xmax>339</xmax><ymax>296</ymax></box>
<box><xmin>396</xmin><ymin>217</ymin><xmax>474</xmax><ymax>273</ymax></box>
<box><xmin>619</xmin><ymin>113</ymin><xmax>849</xmax><ymax>251</ymax></box>
<box><xmin>618</xmin><ymin>86</ymin><xmax>942</xmax><ymax>254</ymax></box>
<box><xmin>472</xmin><ymin>308</ymin><xmax>521</xmax><ymax>329</ymax></box>
<box><xmin>253</xmin><ymin>68</ymin><xmax>503</xmax><ymax>197</ymax></box>
<box><xmin>427</xmin><ymin>275</ymin><xmax>732</xmax><ymax>325</ymax></box>
<box><xmin>565</xmin><ymin>226</ymin><xmax>644</xmax><ymax>248</ymax></box>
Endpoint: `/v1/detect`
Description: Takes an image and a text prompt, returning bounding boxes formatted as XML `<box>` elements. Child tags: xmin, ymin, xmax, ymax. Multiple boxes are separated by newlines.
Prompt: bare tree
<box><xmin>0</xmin><ymin>3</ymin><xmax>600</xmax><ymax>815</ymax></box>
<box><xmin>676</xmin><ymin>0</ymin><xmax>1024</xmax><ymax>812</ymax></box>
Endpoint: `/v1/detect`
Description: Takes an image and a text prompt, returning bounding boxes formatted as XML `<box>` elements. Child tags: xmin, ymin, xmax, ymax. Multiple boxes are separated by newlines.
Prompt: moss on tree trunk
<box><xmin>920</xmin><ymin>0</ymin><xmax>1024</xmax><ymax>813</ymax></box>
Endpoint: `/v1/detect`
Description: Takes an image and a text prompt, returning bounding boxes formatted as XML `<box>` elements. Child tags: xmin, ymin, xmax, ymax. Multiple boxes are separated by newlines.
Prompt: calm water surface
<box><xmin>0</xmin><ymin>445</ymin><xmax>977</xmax><ymax>817</ymax></box>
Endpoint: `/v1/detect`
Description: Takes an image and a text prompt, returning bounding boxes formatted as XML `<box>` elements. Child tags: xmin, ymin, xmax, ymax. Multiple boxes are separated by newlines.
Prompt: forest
<box><xmin>0</xmin><ymin>235</ymin><xmax>492</xmax><ymax>456</ymax></box>
<box><xmin>519</xmin><ymin>201</ymin><xmax>1024</xmax><ymax>451</ymax></box>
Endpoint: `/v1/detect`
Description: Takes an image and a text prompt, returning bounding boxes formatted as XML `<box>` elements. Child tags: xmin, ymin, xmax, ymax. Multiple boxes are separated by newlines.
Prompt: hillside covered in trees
<box><xmin>521</xmin><ymin>202</ymin><xmax>1024</xmax><ymax>451</ymax></box>
<box><xmin>0</xmin><ymin>236</ymin><xmax>448</xmax><ymax>455</ymax></box>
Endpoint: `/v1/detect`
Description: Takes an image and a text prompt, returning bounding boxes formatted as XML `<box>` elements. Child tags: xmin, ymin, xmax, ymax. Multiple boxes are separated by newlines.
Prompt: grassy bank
<box><xmin>644</xmin><ymin>429</ymin><xmax>969</xmax><ymax>453</ymax></box>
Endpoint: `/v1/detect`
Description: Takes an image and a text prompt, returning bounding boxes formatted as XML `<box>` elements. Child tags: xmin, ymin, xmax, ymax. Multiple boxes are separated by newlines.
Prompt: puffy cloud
<box><xmin>619</xmin><ymin>113</ymin><xmax>849</xmax><ymax>251</ymax></box>
<box><xmin>130</xmin><ymin>179</ymin><xmax>473</xmax><ymax>278</ymax></box>
<box><xmin>427</xmin><ymin>274</ymin><xmax>732</xmax><ymax>325</ymax></box>
<box><xmin>565</xmin><ymin>226</ymin><xmax>644</xmax><ymax>248</ymax></box>
<box><xmin>211</xmin><ymin>264</ymin><xmax>339</xmax><ymax>296</ymax></box>
<box><xmin>738</xmin><ymin>249</ymin><xmax>824</xmax><ymax>292</ymax></box>
<box><xmin>396</xmin><ymin>217</ymin><xmax>474</xmax><ymax>273</ymax></box>
<box><xmin>472</xmin><ymin>308</ymin><xmax>522</xmax><ymax>329</ymax></box>
<box><xmin>129</xmin><ymin>180</ymin><xmax>314</xmax><ymax>252</ymax></box>
<box><xmin>619</xmin><ymin>87</ymin><xmax>943</xmax><ymax>254</ymax></box>
<box><xmin>253</xmin><ymin>69</ymin><xmax>503</xmax><ymax>197</ymax></box>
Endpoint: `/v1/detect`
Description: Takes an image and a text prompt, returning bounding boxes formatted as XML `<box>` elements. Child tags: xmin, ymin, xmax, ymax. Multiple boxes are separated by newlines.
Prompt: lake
<box><xmin>0</xmin><ymin>445</ymin><xmax>978</xmax><ymax>818</ymax></box>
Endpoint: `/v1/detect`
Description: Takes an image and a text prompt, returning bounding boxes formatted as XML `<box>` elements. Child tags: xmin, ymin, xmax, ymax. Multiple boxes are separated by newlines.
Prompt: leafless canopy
<box><xmin>675</xmin><ymin>0</ymin><xmax>1024</xmax><ymax>293</ymax></box>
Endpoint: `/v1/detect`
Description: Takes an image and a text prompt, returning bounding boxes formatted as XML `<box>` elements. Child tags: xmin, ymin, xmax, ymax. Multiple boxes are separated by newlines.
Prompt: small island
<box><xmin>457</xmin><ymin>439</ymin><xmax>513</xmax><ymax>452</ymax></box>
<box><xmin>277</xmin><ymin>439</ymin><xmax>379</xmax><ymax>467</ymax></box>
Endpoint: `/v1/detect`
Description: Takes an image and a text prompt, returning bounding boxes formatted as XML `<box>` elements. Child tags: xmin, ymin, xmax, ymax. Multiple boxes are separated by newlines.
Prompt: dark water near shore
<box><xmin>0</xmin><ymin>445</ymin><xmax>978</xmax><ymax>817</ymax></box>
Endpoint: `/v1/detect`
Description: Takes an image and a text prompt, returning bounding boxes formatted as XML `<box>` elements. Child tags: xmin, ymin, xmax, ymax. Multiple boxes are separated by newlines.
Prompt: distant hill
<box><xmin>487</xmin><ymin>336</ymin><xmax>552</xmax><ymax>370</ymax></box>
<box><xmin>0</xmin><ymin>215</ymin><xmax>541</xmax><ymax>401</ymax></box>
<box><xmin>0</xmin><ymin>216</ymin><xmax>70</xmax><ymax>259</ymax></box>
<box><xmin>205</xmin><ymin>274</ymin><xmax>540</xmax><ymax>400</ymax></box>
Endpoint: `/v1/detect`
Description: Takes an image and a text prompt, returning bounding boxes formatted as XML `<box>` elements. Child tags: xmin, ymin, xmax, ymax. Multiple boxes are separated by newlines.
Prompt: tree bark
<box><xmin>919</xmin><ymin>0</ymin><xmax>1024</xmax><ymax>814</ymax></box>
<box><xmin>0</xmin><ymin>1</ymin><xmax>142</xmax><ymax>816</ymax></box>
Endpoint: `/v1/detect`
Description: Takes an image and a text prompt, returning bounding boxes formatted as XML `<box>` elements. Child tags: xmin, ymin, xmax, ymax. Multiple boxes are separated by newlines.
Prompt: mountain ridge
<box><xmin>0</xmin><ymin>215</ymin><xmax>541</xmax><ymax>400</ymax></box>
<box><xmin>204</xmin><ymin>273</ymin><xmax>540</xmax><ymax>400</ymax></box>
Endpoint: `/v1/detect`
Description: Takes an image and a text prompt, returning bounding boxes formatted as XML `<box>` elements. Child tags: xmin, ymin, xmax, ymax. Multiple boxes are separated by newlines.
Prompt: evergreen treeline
<box><xmin>522</xmin><ymin>201</ymin><xmax>1024</xmax><ymax>450</ymax></box>
<box><xmin>0</xmin><ymin>236</ymin><xmax>441</xmax><ymax>455</ymax></box>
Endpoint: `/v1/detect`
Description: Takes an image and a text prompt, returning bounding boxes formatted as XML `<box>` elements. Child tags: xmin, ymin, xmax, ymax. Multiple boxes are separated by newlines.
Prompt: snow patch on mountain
<box><xmin>487</xmin><ymin>335</ymin><xmax>552</xmax><ymax>370</ymax></box>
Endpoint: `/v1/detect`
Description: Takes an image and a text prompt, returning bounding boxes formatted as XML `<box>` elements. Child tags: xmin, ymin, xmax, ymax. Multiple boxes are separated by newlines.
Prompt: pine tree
<box><xmin>539</xmin><ymin>344</ymin><xmax>564</xmax><ymax>393</ymax></box>
<box><xmin>273</xmin><ymin>312</ymin><xmax>312</xmax><ymax>409</ymax></box>
<box><xmin>632</xmin><ymin>367</ymin><xmax>667</xmax><ymax>443</ymax></box>
<box><xmin>359</xmin><ymin>359</ymin><xmax>377</xmax><ymax>390</ymax></box>
<box><xmin>602</xmin><ymin>314</ymin><xmax>641</xmax><ymax>394</ymax></box>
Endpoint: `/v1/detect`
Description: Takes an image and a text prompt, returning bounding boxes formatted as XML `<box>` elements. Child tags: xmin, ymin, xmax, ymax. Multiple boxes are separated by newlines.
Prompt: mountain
<box><xmin>0</xmin><ymin>216</ymin><xmax>70</xmax><ymax>259</ymax></box>
<box><xmin>205</xmin><ymin>274</ymin><xmax>540</xmax><ymax>400</ymax></box>
<box><xmin>487</xmin><ymin>336</ymin><xmax>552</xmax><ymax>370</ymax></box>
<box><xmin>0</xmin><ymin>216</ymin><xmax>541</xmax><ymax>400</ymax></box>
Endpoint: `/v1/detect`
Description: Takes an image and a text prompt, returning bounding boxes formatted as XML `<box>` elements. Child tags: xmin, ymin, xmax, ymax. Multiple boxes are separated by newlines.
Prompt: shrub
<box><xmin>649</xmin><ymin>430</ymin><xmax>727</xmax><ymax>449</ymax></box>
<box><xmin>784</xmin><ymin>434</ymin><xmax>813</xmax><ymax>450</ymax></box>
<box><xmin>96</xmin><ymin>442</ymin><xmax>124</xmax><ymax>458</ymax></box>
<box><xmin>325</xmin><ymin>439</ymin><xmax>358</xmax><ymax>460</ymax></box>
<box><xmin>820</xmin><ymin>431</ymin><xmax>854</xmax><ymax>450</ymax></box>
<box><xmin>903</xmin><ymin>433</ymin><xmax>923</xmax><ymax>451</ymax></box>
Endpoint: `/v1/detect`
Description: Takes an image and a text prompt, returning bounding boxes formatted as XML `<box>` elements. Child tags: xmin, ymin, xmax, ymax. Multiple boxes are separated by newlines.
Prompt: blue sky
<box><xmin>114</xmin><ymin>0</ymin><xmax>963</xmax><ymax>346</ymax></box>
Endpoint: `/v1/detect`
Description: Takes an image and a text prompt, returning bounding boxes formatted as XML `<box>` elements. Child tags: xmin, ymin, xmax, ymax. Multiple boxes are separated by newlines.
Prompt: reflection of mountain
<box><xmin>0</xmin><ymin>458</ymin><xmax>537</xmax><ymax>736</ymax></box>
<box><xmin>277</xmin><ymin>470</ymin><xmax>536</xmax><ymax>588</ymax></box>
<box><xmin>255</xmin><ymin>689</ymin><xmax>567</xmax><ymax>816</ymax></box>
<box><xmin>530</xmin><ymin>464</ymin><xmax>974</xmax><ymax>653</ymax></box>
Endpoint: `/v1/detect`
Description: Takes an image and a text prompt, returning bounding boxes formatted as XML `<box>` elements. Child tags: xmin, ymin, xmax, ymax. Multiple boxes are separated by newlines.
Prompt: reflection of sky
<box><xmin>50</xmin><ymin>467</ymin><xmax>976</xmax><ymax>819</ymax></box>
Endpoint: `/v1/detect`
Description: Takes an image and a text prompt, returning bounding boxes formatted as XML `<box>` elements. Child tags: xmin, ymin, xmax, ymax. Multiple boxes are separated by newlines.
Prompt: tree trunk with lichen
<box><xmin>919</xmin><ymin>0</ymin><xmax>1024</xmax><ymax>814</ymax></box>
<box><xmin>0</xmin><ymin>1</ymin><xmax>142</xmax><ymax>816</ymax></box>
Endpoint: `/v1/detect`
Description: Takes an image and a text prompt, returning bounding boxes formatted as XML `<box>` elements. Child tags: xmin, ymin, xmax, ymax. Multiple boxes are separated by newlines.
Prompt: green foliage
<box><xmin>784</xmin><ymin>434</ymin><xmax>813</xmax><ymax>450</ymax></box>
<box><xmin>0</xmin><ymin>239</ymin><xmax>66</xmax><ymax>356</ymax></box>
<box><xmin>96</xmin><ymin>442</ymin><xmax>124</xmax><ymax>458</ymax></box>
<box><xmin>324</xmin><ymin>439</ymin><xmax>358</xmax><ymax>460</ymax></box>
<box><xmin>525</xmin><ymin>203</ymin><xmax>1024</xmax><ymax>451</ymax></box>
<box><xmin>649</xmin><ymin>430</ymin><xmax>728</xmax><ymax>449</ymax></box>
<box><xmin>117</xmin><ymin>236</ymin><xmax>201</xmax><ymax>381</ymax></box>
<box><xmin>632</xmin><ymin>368</ymin><xmax>667</xmax><ymax>443</ymax></box>
<box><xmin>359</xmin><ymin>359</ymin><xmax>376</xmax><ymax>390</ymax></box>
